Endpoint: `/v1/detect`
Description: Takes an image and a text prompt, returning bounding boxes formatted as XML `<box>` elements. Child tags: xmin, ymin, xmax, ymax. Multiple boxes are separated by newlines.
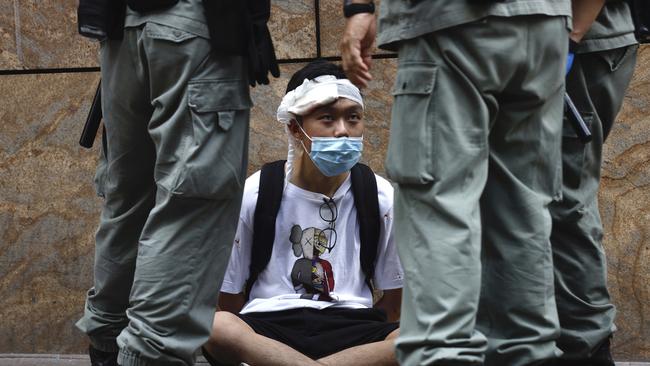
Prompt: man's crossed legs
<box><xmin>203</xmin><ymin>308</ymin><xmax>399</xmax><ymax>366</ymax></box>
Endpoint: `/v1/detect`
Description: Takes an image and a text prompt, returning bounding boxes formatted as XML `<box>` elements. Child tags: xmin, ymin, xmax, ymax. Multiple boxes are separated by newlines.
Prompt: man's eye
<box><xmin>349</xmin><ymin>114</ymin><xmax>361</xmax><ymax>121</ymax></box>
<box><xmin>319</xmin><ymin>115</ymin><xmax>334</xmax><ymax>121</ymax></box>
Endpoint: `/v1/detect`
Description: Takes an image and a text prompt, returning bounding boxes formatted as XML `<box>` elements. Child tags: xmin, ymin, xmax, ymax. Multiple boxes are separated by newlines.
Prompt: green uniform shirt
<box><xmin>377</xmin><ymin>0</ymin><xmax>571</xmax><ymax>50</ymax></box>
<box><xmin>124</xmin><ymin>0</ymin><xmax>210</xmax><ymax>39</ymax></box>
<box><xmin>577</xmin><ymin>0</ymin><xmax>637</xmax><ymax>53</ymax></box>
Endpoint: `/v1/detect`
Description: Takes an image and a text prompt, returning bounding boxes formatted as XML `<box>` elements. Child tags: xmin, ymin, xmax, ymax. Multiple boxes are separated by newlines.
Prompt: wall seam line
<box><xmin>13</xmin><ymin>0</ymin><xmax>24</xmax><ymax>66</ymax></box>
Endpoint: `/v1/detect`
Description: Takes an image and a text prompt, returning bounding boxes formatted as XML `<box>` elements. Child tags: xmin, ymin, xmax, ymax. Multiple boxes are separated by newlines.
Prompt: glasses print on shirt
<box><xmin>289</xmin><ymin>198</ymin><xmax>338</xmax><ymax>301</ymax></box>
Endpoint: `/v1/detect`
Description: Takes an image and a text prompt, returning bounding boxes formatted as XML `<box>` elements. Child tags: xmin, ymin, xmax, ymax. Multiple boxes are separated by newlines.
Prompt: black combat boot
<box><xmin>89</xmin><ymin>345</ymin><xmax>118</xmax><ymax>366</ymax></box>
<box><xmin>588</xmin><ymin>337</ymin><xmax>615</xmax><ymax>366</ymax></box>
<box><xmin>554</xmin><ymin>338</ymin><xmax>615</xmax><ymax>366</ymax></box>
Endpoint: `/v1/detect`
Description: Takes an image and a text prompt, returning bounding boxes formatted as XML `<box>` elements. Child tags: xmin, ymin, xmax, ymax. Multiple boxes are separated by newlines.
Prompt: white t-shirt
<box><xmin>220</xmin><ymin>170</ymin><xmax>403</xmax><ymax>314</ymax></box>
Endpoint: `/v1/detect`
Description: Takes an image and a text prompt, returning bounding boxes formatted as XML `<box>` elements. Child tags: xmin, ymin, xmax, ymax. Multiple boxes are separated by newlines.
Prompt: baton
<box><xmin>564</xmin><ymin>93</ymin><xmax>592</xmax><ymax>144</ymax></box>
<box><xmin>80</xmin><ymin>81</ymin><xmax>102</xmax><ymax>148</ymax></box>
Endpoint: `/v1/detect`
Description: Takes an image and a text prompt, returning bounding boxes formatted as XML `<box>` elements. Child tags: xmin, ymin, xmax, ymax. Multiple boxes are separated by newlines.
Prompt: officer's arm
<box><xmin>217</xmin><ymin>292</ymin><xmax>246</xmax><ymax>313</ymax></box>
<box><xmin>374</xmin><ymin>288</ymin><xmax>402</xmax><ymax>322</ymax></box>
<box><xmin>571</xmin><ymin>0</ymin><xmax>607</xmax><ymax>42</ymax></box>
<box><xmin>341</xmin><ymin>1</ymin><xmax>377</xmax><ymax>89</ymax></box>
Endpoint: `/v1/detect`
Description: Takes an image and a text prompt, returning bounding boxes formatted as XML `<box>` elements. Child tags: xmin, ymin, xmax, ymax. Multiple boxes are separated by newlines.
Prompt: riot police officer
<box><xmin>548</xmin><ymin>2</ymin><xmax>638</xmax><ymax>365</ymax></box>
<box><xmin>341</xmin><ymin>0</ymin><xmax>608</xmax><ymax>365</ymax></box>
<box><xmin>75</xmin><ymin>1</ymin><xmax>276</xmax><ymax>365</ymax></box>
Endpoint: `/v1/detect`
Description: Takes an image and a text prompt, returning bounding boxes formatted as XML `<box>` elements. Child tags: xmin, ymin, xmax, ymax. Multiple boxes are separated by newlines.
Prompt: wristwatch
<box><xmin>343</xmin><ymin>0</ymin><xmax>375</xmax><ymax>18</ymax></box>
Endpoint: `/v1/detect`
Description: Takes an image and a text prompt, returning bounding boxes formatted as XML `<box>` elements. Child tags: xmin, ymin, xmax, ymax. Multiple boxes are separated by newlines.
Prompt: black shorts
<box><xmin>203</xmin><ymin>307</ymin><xmax>398</xmax><ymax>365</ymax></box>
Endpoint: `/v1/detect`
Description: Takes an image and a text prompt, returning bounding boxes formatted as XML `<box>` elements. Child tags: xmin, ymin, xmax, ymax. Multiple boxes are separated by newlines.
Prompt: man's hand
<box><xmin>570</xmin><ymin>0</ymin><xmax>606</xmax><ymax>43</ymax></box>
<box><xmin>341</xmin><ymin>12</ymin><xmax>377</xmax><ymax>89</ymax></box>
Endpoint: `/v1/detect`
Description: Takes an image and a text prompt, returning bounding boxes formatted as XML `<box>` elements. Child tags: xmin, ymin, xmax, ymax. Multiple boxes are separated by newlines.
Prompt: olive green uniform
<box><xmin>550</xmin><ymin>1</ymin><xmax>637</xmax><ymax>362</ymax></box>
<box><xmin>378</xmin><ymin>1</ymin><xmax>571</xmax><ymax>365</ymax></box>
<box><xmin>75</xmin><ymin>1</ymin><xmax>251</xmax><ymax>365</ymax></box>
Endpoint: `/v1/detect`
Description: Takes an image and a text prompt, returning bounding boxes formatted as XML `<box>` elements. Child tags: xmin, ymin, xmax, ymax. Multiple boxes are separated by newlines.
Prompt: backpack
<box><xmin>244</xmin><ymin>160</ymin><xmax>381</xmax><ymax>300</ymax></box>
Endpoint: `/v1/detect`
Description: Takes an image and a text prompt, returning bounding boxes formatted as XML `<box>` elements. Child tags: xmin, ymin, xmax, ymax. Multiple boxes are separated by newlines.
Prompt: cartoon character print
<box><xmin>289</xmin><ymin>224</ymin><xmax>336</xmax><ymax>300</ymax></box>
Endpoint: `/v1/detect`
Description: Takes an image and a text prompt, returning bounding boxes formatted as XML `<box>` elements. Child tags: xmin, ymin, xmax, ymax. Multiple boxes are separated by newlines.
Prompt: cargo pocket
<box><xmin>385</xmin><ymin>62</ymin><xmax>437</xmax><ymax>184</ymax></box>
<box><xmin>172</xmin><ymin>79</ymin><xmax>252</xmax><ymax>200</ymax></box>
<box><xmin>597</xmin><ymin>44</ymin><xmax>639</xmax><ymax>72</ymax></box>
<box><xmin>144</xmin><ymin>22</ymin><xmax>198</xmax><ymax>44</ymax></box>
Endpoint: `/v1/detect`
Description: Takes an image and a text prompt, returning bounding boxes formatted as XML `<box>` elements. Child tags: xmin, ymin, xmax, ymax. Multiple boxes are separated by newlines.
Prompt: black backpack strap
<box><xmin>246</xmin><ymin>160</ymin><xmax>286</xmax><ymax>299</ymax></box>
<box><xmin>350</xmin><ymin>163</ymin><xmax>380</xmax><ymax>292</ymax></box>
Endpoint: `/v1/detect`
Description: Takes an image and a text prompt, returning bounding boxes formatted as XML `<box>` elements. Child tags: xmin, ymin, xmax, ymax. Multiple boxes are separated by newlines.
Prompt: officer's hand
<box><xmin>341</xmin><ymin>13</ymin><xmax>376</xmax><ymax>89</ymax></box>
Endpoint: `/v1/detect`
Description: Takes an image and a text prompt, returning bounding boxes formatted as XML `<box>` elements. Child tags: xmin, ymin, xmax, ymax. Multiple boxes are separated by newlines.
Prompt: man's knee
<box><xmin>208</xmin><ymin>311</ymin><xmax>249</xmax><ymax>349</ymax></box>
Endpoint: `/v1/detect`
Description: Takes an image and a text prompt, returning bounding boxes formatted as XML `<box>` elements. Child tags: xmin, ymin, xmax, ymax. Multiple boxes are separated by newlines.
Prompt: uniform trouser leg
<box><xmin>388</xmin><ymin>16</ymin><xmax>567</xmax><ymax>366</ymax></box>
<box><xmin>550</xmin><ymin>44</ymin><xmax>637</xmax><ymax>360</ymax></box>
<box><xmin>76</xmin><ymin>24</ymin><xmax>251</xmax><ymax>366</ymax></box>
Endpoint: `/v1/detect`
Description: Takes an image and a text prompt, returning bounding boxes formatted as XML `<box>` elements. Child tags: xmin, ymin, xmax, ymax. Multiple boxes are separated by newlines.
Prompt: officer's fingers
<box><xmin>341</xmin><ymin>48</ymin><xmax>371</xmax><ymax>88</ymax></box>
<box><xmin>341</xmin><ymin>40</ymin><xmax>363</xmax><ymax>72</ymax></box>
<box><xmin>361</xmin><ymin>48</ymin><xmax>373</xmax><ymax>70</ymax></box>
<box><xmin>348</xmin><ymin>64</ymin><xmax>372</xmax><ymax>89</ymax></box>
<box><xmin>341</xmin><ymin>38</ymin><xmax>364</xmax><ymax>66</ymax></box>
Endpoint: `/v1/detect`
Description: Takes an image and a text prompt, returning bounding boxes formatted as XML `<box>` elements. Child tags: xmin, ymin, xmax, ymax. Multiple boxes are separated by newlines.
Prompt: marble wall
<box><xmin>0</xmin><ymin>0</ymin><xmax>648</xmax><ymax>360</ymax></box>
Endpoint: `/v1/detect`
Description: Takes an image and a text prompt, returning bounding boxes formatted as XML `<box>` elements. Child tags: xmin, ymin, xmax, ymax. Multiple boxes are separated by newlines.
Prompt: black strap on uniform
<box><xmin>246</xmin><ymin>160</ymin><xmax>380</xmax><ymax>300</ymax></box>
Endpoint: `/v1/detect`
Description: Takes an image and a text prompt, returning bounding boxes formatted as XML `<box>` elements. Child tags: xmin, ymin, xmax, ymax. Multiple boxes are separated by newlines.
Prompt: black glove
<box><xmin>246</xmin><ymin>0</ymin><xmax>280</xmax><ymax>86</ymax></box>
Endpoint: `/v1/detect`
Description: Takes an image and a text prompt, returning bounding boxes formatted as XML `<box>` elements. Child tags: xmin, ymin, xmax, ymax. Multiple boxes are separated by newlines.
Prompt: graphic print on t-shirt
<box><xmin>288</xmin><ymin>198</ymin><xmax>338</xmax><ymax>301</ymax></box>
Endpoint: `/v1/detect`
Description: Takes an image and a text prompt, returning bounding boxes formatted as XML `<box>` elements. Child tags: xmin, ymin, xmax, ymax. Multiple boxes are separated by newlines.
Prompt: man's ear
<box><xmin>288</xmin><ymin>119</ymin><xmax>302</xmax><ymax>140</ymax></box>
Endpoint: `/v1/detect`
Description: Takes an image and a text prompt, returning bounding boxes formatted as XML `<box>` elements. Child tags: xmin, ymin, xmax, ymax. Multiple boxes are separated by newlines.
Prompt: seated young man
<box><xmin>203</xmin><ymin>60</ymin><xmax>403</xmax><ymax>366</ymax></box>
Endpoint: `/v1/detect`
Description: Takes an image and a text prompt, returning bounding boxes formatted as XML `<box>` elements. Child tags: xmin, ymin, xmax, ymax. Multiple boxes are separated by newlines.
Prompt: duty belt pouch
<box><xmin>202</xmin><ymin>0</ymin><xmax>248</xmax><ymax>56</ymax></box>
<box><xmin>77</xmin><ymin>0</ymin><xmax>126</xmax><ymax>40</ymax></box>
<box><xmin>127</xmin><ymin>0</ymin><xmax>180</xmax><ymax>13</ymax></box>
<box><xmin>203</xmin><ymin>0</ymin><xmax>279</xmax><ymax>86</ymax></box>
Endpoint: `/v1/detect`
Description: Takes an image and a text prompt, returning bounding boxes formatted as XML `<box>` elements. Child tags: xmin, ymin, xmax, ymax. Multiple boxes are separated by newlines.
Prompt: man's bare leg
<box><xmin>318</xmin><ymin>329</ymin><xmax>400</xmax><ymax>366</ymax></box>
<box><xmin>205</xmin><ymin>311</ymin><xmax>323</xmax><ymax>366</ymax></box>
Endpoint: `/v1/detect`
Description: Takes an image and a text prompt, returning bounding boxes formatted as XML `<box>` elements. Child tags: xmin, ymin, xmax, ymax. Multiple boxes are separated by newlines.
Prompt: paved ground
<box><xmin>0</xmin><ymin>354</ymin><xmax>648</xmax><ymax>366</ymax></box>
<box><xmin>0</xmin><ymin>354</ymin><xmax>212</xmax><ymax>366</ymax></box>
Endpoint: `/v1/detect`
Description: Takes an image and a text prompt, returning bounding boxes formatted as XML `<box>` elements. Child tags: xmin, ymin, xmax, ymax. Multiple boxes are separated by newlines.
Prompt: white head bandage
<box><xmin>276</xmin><ymin>75</ymin><xmax>364</xmax><ymax>181</ymax></box>
<box><xmin>277</xmin><ymin>75</ymin><xmax>364</xmax><ymax>124</ymax></box>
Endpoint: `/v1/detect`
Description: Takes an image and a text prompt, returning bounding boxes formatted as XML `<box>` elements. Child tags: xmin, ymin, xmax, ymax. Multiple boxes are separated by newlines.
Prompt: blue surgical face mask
<box><xmin>298</xmin><ymin>126</ymin><xmax>363</xmax><ymax>177</ymax></box>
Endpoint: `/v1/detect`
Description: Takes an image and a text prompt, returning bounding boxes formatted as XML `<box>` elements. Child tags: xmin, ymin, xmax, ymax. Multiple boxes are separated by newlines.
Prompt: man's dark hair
<box><xmin>285</xmin><ymin>60</ymin><xmax>347</xmax><ymax>94</ymax></box>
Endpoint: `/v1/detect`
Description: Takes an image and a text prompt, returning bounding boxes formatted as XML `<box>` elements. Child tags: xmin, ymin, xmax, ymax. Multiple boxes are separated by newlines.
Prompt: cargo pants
<box><xmin>387</xmin><ymin>15</ymin><xmax>568</xmax><ymax>366</ymax></box>
<box><xmin>75</xmin><ymin>22</ymin><xmax>251</xmax><ymax>366</ymax></box>
<box><xmin>550</xmin><ymin>44</ymin><xmax>638</xmax><ymax>360</ymax></box>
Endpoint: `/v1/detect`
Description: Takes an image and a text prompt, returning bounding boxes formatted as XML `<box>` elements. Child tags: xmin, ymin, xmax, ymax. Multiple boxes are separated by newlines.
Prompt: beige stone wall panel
<box><xmin>319</xmin><ymin>0</ymin><xmax>393</xmax><ymax>58</ymax></box>
<box><xmin>269</xmin><ymin>0</ymin><xmax>317</xmax><ymax>60</ymax></box>
<box><xmin>602</xmin><ymin>45</ymin><xmax>650</xmax><ymax>361</ymax></box>
<box><xmin>0</xmin><ymin>72</ymin><xmax>100</xmax><ymax>353</ymax></box>
<box><xmin>0</xmin><ymin>0</ymin><xmax>316</xmax><ymax>70</ymax></box>
<box><xmin>18</xmin><ymin>0</ymin><xmax>99</xmax><ymax>69</ymax></box>
<box><xmin>0</xmin><ymin>0</ymin><xmax>98</xmax><ymax>70</ymax></box>
<box><xmin>0</xmin><ymin>0</ymin><xmax>21</xmax><ymax>69</ymax></box>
